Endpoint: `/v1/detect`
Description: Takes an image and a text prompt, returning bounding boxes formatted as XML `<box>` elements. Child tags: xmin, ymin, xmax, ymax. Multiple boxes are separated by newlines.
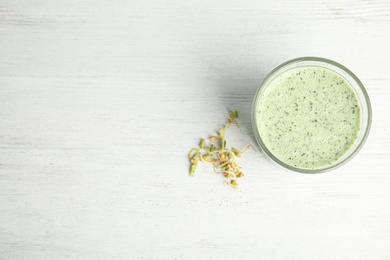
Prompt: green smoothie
<box><xmin>256</xmin><ymin>67</ymin><xmax>361</xmax><ymax>169</ymax></box>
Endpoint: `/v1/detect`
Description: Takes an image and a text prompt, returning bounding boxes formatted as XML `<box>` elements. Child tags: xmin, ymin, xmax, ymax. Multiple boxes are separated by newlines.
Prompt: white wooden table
<box><xmin>1</xmin><ymin>1</ymin><xmax>390</xmax><ymax>259</ymax></box>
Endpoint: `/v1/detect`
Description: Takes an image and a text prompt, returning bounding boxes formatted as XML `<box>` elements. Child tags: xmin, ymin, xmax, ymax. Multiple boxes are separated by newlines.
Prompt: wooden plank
<box><xmin>0</xmin><ymin>0</ymin><xmax>390</xmax><ymax>259</ymax></box>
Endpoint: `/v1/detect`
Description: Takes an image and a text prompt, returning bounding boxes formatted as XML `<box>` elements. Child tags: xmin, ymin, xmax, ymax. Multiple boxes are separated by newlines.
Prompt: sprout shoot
<box><xmin>188</xmin><ymin>111</ymin><xmax>252</xmax><ymax>189</ymax></box>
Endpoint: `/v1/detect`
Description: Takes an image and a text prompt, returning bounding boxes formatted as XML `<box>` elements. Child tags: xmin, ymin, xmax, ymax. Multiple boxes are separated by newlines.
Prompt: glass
<box><xmin>251</xmin><ymin>57</ymin><xmax>372</xmax><ymax>173</ymax></box>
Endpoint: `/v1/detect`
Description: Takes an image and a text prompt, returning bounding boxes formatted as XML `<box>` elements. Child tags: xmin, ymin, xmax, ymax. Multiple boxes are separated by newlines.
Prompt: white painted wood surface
<box><xmin>1</xmin><ymin>0</ymin><xmax>390</xmax><ymax>259</ymax></box>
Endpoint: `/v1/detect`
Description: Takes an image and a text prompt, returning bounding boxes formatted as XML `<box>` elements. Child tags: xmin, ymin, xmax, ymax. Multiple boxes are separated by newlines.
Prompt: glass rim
<box><xmin>251</xmin><ymin>57</ymin><xmax>372</xmax><ymax>173</ymax></box>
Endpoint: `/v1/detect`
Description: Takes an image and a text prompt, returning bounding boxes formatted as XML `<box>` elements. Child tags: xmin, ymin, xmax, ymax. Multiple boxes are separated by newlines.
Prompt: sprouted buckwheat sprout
<box><xmin>188</xmin><ymin>111</ymin><xmax>253</xmax><ymax>189</ymax></box>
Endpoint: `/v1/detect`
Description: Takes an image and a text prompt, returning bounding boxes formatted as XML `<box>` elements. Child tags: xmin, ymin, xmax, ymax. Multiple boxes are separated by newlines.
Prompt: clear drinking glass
<box><xmin>251</xmin><ymin>57</ymin><xmax>372</xmax><ymax>173</ymax></box>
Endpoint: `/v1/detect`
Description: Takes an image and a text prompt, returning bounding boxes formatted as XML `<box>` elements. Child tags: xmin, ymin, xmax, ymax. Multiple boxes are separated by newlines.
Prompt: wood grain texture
<box><xmin>1</xmin><ymin>0</ymin><xmax>390</xmax><ymax>259</ymax></box>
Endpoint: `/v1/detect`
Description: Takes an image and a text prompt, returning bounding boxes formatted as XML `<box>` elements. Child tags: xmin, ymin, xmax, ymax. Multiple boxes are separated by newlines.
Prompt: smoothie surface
<box><xmin>256</xmin><ymin>67</ymin><xmax>361</xmax><ymax>169</ymax></box>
